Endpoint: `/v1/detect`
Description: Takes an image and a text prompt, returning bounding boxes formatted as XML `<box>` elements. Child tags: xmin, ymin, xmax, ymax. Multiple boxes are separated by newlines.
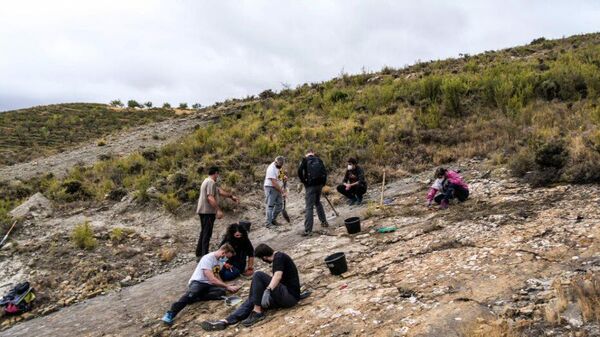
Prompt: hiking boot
<box><xmin>241</xmin><ymin>311</ymin><xmax>266</xmax><ymax>327</ymax></box>
<box><xmin>320</xmin><ymin>222</ymin><xmax>329</xmax><ymax>228</ymax></box>
<box><xmin>347</xmin><ymin>198</ymin><xmax>356</xmax><ymax>206</ymax></box>
<box><xmin>271</xmin><ymin>219</ymin><xmax>281</xmax><ymax>226</ymax></box>
<box><xmin>301</xmin><ymin>230</ymin><xmax>313</xmax><ymax>237</ymax></box>
<box><xmin>162</xmin><ymin>311</ymin><xmax>175</xmax><ymax>325</ymax></box>
<box><xmin>201</xmin><ymin>320</ymin><xmax>228</xmax><ymax>331</ymax></box>
<box><xmin>440</xmin><ymin>200</ymin><xmax>449</xmax><ymax>210</ymax></box>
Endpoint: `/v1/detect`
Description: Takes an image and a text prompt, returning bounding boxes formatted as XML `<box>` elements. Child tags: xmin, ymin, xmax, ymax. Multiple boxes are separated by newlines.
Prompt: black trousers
<box><xmin>170</xmin><ymin>281</ymin><xmax>225</xmax><ymax>316</ymax></box>
<box><xmin>336</xmin><ymin>184</ymin><xmax>367</xmax><ymax>200</ymax></box>
<box><xmin>433</xmin><ymin>184</ymin><xmax>469</xmax><ymax>204</ymax></box>
<box><xmin>225</xmin><ymin>271</ymin><xmax>298</xmax><ymax>324</ymax></box>
<box><xmin>196</xmin><ymin>213</ymin><xmax>216</xmax><ymax>258</ymax></box>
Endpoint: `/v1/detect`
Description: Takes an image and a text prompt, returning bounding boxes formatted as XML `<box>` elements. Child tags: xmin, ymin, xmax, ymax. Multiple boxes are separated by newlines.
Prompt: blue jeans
<box><xmin>220</xmin><ymin>265</ymin><xmax>242</xmax><ymax>281</ymax></box>
<box><xmin>265</xmin><ymin>186</ymin><xmax>283</xmax><ymax>225</ymax></box>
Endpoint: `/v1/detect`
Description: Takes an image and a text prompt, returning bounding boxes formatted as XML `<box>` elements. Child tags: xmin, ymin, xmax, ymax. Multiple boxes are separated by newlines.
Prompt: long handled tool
<box><xmin>281</xmin><ymin>182</ymin><xmax>291</xmax><ymax>223</ymax></box>
<box><xmin>0</xmin><ymin>221</ymin><xmax>18</xmax><ymax>249</ymax></box>
<box><xmin>323</xmin><ymin>194</ymin><xmax>339</xmax><ymax>217</ymax></box>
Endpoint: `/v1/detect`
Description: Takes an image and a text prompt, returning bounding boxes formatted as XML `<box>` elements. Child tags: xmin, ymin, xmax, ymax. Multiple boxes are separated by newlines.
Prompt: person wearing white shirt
<box><xmin>263</xmin><ymin>156</ymin><xmax>287</xmax><ymax>228</ymax></box>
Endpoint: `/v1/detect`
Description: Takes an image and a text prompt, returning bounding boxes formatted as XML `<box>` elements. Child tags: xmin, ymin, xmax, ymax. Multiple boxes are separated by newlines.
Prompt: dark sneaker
<box><xmin>201</xmin><ymin>320</ymin><xmax>228</xmax><ymax>331</ymax></box>
<box><xmin>161</xmin><ymin>311</ymin><xmax>175</xmax><ymax>325</ymax></box>
<box><xmin>271</xmin><ymin>219</ymin><xmax>281</xmax><ymax>226</ymax></box>
<box><xmin>321</xmin><ymin>222</ymin><xmax>329</xmax><ymax>228</ymax></box>
<box><xmin>301</xmin><ymin>230</ymin><xmax>312</xmax><ymax>237</ymax></box>
<box><xmin>241</xmin><ymin>311</ymin><xmax>266</xmax><ymax>327</ymax></box>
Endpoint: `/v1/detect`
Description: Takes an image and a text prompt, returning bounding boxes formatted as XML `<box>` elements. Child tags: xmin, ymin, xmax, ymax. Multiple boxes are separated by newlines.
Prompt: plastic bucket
<box><xmin>324</xmin><ymin>252</ymin><xmax>348</xmax><ymax>275</ymax></box>
<box><xmin>344</xmin><ymin>217</ymin><xmax>361</xmax><ymax>234</ymax></box>
<box><xmin>239</xmin><ymin>221</ymin><xmax>251</xmax><ymax>232</ymax></box>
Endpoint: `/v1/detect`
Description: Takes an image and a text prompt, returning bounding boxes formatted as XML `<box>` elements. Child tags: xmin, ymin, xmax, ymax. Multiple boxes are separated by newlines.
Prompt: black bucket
<box><xmin>344</xmin><ymin>217</ymin><xmax>361</xmax><ymax>234</ymax></box>
<box><xmin>324</xmin><ymin>252</ymin><xmax>348</xmax><ymax>275</ymax></box>
<box><xmin>239</xmin><ymin>221</ymin><xmax>251</xmax><ymax>232</ymax></box>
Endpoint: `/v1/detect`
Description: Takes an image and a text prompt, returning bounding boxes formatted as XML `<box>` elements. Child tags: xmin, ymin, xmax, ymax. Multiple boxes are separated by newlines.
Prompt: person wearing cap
<box><xmin>264</xmin><ymin>156</ymin><xmax>287</xmax><ymax>228</ymax></box>
<box><xmin>336</xmin><ymin>157</ymin><xmax>367</xmax><ymax>205</ymax></box>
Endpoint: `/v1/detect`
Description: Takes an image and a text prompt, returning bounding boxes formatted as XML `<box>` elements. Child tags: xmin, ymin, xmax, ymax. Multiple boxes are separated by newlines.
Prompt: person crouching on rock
<box><xmin>219</xmin><ymin>223</ymin><xmax>255</xmax><ymax>281</ymax></box>
<box><xmin>161</xmin><ymin>244</ymin><xmax>240</xmax><ymax>325</ymax></box>
<box><xmin>336</xmin><ymin>157</ymin><xmax>367</xmax><ymax>206</ymax></box>
<box><xmin>200</xmin><ymin>244</ymin><xmax>301</xmax><ymax>331</ymax></box>
<box><xmin>426</xmin><ymin>167</ymin><xmax>469</xmax><ymax>210</ymax></box>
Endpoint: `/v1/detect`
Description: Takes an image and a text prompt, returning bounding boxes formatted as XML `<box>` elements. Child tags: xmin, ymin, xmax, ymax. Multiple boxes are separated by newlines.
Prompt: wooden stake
<box><xmin>380</xmin><ymin>169</ymin><xmax>386</xmax><ymax>206</ymax></box>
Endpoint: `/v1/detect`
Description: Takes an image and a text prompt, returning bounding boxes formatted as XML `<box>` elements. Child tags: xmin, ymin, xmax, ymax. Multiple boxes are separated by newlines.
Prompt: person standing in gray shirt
<box><xmin>196</xmin><ymin>166</ymin><xmax>239</xmax><ymax>259</ymax></box>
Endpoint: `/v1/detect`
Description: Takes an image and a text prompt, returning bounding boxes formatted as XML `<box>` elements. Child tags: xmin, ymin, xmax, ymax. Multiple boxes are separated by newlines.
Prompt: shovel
<box><xmin>0</xmin><ymin>221</ymin><xmax>17</xmax><ymax>249</ymax></box>
<box><xmin>281</xmin><ymin>182</ymin><xmax>291</xmax><ymax>223</ymax></box>
<box><xmin>323</xmin><ymin>194</ymin><xmax>339</xmax><ymax>218</ymax></box>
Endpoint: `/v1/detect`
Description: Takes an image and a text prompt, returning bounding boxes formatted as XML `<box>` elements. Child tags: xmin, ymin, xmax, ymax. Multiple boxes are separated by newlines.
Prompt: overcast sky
<box><xmin>0</xmin><ymin>1</ymin><xmax>598</xmax><ymax>111</ymax></box>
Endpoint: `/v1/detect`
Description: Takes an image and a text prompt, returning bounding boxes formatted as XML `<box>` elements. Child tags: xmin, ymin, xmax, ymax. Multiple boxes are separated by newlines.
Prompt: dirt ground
<box><xmin>1</xmin><ymin>159</ymin><xmax>599</xmax><ymax>336</ymax></box>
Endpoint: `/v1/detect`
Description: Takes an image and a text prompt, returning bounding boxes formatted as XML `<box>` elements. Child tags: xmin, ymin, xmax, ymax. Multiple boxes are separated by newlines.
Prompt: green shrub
<box><xmin>509</xmin><ymin>149</ymin><xmax>536</xmax><ymax>177</ymax></box>
<box><xmin>178</xmin><ymin>103</ymin><xmax>188</xmax><ymax>109</ymax></box>
<box><xmin>110</xmin><ymin>227</ymin><xmax>124</xmax><ymax>243</ymax></box>
<box><xmin>159</xmin><ymin>193</ymin><xmax>181</xmax><ymax>213</ymax></box>
<box><xmin>127</xmin><ymin>100</ymin><xmax>141</xmax><ymax>108</ymax></box>
<box><xmin>71</xmin><ymin>221</ymin><xmax>97</xmax><ymax>250</ymax></box>
<box><xmin>144</xmin><ymin>101</ymin><xmax>153</xmax><ymax>108</ymax></box>
<box><xmin>441</xmin><ymin>76</ymin><xmax>465</xmax><ymax>116</ymax></box>
<box><xmin>110</xmin><ymin>99</ymin><xmax>123</xmax><ymax>107</ymax></box>
<box><xmin>535</xmin><ymin>140</ymin><xmax>568</xmax><ymax>169</ymax></box>
<box><xmin>162</xmin><ymin>102</ymin><xmax>172</xmax><ymax>109</ymax></box>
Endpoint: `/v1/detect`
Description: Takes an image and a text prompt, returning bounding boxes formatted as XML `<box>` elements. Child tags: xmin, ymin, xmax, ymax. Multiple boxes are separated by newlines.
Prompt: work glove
<box><xmin>261</xmin><ymin>288</ymin><xmax>272</xmax><ymax>308</ymax></box>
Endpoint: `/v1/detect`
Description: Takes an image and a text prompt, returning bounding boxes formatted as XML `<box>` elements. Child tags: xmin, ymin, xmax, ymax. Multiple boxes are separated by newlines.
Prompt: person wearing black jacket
<box><xmin>219</xmin><ymin>223</ymin><xmax>255</xmax><ymax>281</ymax></box>
<box><xmin>336</xmin><ymin>157</ymin><xmax>367</xmax><ymax>205</ymax></box>
<box><xmin>200</xmin><ymin>244</ymin><xmax>301</xmax><ymax>331</ymax></box>
<box><xmin>296</xmin><ymin>150</ymin><xmax>329</xmax><ymax>236</ymax></box>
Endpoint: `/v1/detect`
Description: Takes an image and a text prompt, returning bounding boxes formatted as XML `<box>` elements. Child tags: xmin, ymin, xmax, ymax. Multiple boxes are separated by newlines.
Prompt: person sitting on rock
<box><xmin>200</xmin><ymin>244</ymin><xmax>301</xmax><ymax>331</ymax></box>
<box><xmin>336</xmin><ymin>157</ymin><xmax>367</xmax><ymax>205</ymax></box>
<box><xmin>219</xmin><ymin>223</ymin><xmax>255</xmax><ymax>281</ymax></box>
<box><xmin>161</xmin><ymin>244</ymin><xmax>240</xmax><ymax>325</ymax></box>
<box><xmin>426</xmin><ymin>167</ymin><xmax>469</xmax><ymax>209</ymax></box>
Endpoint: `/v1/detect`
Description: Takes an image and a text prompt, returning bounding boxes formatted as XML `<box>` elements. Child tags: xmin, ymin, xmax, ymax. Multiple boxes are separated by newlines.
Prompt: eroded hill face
<box><xmin>0</xmin><ymin>103</ymin><xmax>186</xmax><ymax>167</ymax></box>
<box><xmin>1</xmin><ymin>160</ymin><xmax>598</xmax><ymax>337</ymax></box>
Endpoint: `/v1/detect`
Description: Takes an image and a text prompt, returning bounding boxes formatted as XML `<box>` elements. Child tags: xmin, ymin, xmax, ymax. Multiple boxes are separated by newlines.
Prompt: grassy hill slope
<box><xmin>1</xmin><ymin>33</ymin><xmax>600</xmax><ymax>228</ymax></box>
<box><xmin>0</xmin><ymin>103</ymin><xmax>180</xmax><ymax>166</ymax></box>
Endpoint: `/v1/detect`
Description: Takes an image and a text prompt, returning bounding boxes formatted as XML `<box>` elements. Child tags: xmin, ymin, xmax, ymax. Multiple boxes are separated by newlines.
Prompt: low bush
<box><xmin>110</xmin><ymin>227</ymin><xmax>124</xmax><ymax>243</ymax></box>
<box><xmin>71</xmin><ymin>221</ymin><xmax>97</xmax><ymax>250</ymax></box>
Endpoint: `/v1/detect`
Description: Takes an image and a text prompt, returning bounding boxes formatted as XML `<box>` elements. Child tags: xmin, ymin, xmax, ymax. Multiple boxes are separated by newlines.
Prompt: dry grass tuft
<box><xmin>160</xmin><ymin>247</ymin><xmax>177</xmax><ymax>262</ymax></box>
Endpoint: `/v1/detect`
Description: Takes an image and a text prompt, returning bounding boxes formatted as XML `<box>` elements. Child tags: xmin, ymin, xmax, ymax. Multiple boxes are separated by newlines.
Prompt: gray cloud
<box><xmin>0</xmin><ymin>0</ymin><xmax>598</xmax><ymax>111</ymax></box>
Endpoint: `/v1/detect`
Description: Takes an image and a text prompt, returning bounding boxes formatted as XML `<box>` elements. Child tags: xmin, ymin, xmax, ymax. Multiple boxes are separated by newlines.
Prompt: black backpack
<box><xmin>305</xmin><ymin>156</ymin><xmax>327</xmax><ymax>186</ymax></box>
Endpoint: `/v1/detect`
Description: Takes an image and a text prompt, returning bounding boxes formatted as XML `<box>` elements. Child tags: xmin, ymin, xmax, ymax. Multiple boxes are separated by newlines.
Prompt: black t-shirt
<box><xmin>220</xmin><ymin>237</ymin><xmax>254</xmax><ymax>268</ymax></box>
<box><xmin>272</xmin><ymin>252</ymin><xmax>301</xmax><ymax>299</ymax></box>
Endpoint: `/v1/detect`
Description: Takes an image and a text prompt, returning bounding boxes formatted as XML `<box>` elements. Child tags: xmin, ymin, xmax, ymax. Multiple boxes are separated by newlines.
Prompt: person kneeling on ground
<box><xmin>336</xmin><ymin>157</ymin><xmax>367</xmax><ymax>206</ymax></box>
<box><xmin>426</xmin><ymin>167</ymin><xmax>469</xmax><ymax>210</ymax></box>
<box><xmin>200</xmin><ymin>243</ymin><xmax>301</xmax><ymax>331</ymax></box>
<box><xmin>162</xmin><ymin>244</ymin><xmax>240</xmax><ymax>325</ymax></box>
<box><xmin>219</xmin><ymin>223</ymin><xmax>255</xmax><ymax>281</ymax></box>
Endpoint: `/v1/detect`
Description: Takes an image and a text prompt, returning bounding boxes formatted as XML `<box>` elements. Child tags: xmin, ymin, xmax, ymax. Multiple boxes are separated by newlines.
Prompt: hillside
<box><xmin>0</xmin><ymin>103</ymin><xmax>181</xmax><ymax>166</ymax></box>
<box><xmin>0</xmin><ymin>33</ymin><xmax>599</xmax><ymax>336</ymax></box>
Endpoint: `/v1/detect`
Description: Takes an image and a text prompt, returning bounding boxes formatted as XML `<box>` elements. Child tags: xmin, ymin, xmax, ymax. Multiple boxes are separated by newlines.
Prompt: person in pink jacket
<box><xmin>426</xmin><ymin>167</ymin><xmax>469</xmax><ymax>209</ymax></box>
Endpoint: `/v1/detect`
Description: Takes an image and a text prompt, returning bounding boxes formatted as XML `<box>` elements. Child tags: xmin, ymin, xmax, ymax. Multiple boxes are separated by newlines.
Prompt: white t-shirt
<box><xmin>264</xmin><ymin>162</ymin><xmax>282</xmax><ymax>188</ymax></box>
<box><xmin>189</xmin><ymin>252</ymin><xmax>221</xmax><ymax>284</ymax></box>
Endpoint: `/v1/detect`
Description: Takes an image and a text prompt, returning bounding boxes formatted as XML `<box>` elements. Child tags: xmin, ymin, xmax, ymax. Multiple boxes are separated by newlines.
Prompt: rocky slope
<box><xmin>1</xmin><ymin>159</ymin><xmax>598</xmax><ymax>336</ymax></box>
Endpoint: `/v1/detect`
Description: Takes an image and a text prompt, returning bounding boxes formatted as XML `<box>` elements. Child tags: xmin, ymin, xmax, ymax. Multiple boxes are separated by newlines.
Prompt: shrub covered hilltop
<box><xmin>1</xmin><ymin>33</ymin><xmax>600</xmax><ymax>227</ymax></box>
